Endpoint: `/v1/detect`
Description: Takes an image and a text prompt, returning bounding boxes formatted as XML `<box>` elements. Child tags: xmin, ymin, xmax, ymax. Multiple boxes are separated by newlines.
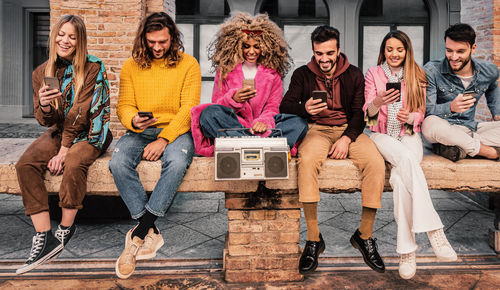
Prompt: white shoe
<box><xmin>427</xmin><ymin>228</ymin><xmax>457</xmax><ymax>261</ymax></box>
<box><xmin>398</xmin><ymin>251</ymin><xmax>416</xmax><ymax>279</ymax></box>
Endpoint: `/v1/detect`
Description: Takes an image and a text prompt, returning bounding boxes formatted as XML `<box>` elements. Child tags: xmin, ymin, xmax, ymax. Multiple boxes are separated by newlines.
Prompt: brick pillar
<box><xmin>224</xmin><ymin>186</ymin><xmax>303</xmax><ymax>283</ymax></box>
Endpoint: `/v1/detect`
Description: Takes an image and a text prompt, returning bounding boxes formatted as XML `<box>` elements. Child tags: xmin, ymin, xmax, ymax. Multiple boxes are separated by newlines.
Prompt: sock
<box><xmin>359</xmin><ymin>207</ymin><xmax>377</xmax><ymax>239</ymax></box>
<box><xmin>132</xmin><ymin>210</ymin><xmax>158</xmax><ymax>240</ymax></box>
<box><xmin>303</xmin><ymin>202</ymin><xmax>320</xmax><ymax>242</ymax></box>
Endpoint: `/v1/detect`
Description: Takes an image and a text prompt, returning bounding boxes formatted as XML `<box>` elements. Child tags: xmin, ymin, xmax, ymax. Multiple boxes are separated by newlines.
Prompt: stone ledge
<box><xmin>1</xmin><ymin>141</ymin><xmax>500</xmax><ymax>195</ymax></box>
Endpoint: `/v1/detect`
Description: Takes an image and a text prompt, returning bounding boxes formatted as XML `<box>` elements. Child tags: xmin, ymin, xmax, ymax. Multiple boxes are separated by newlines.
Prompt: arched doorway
<box><xmin>358</xmin><ymin>0</ymin><xmax>430</xmax><ymax>73</ymax></box>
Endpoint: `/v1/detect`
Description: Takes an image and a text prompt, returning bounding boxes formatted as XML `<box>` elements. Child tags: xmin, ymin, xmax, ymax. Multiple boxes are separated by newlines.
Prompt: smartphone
<box><xmin>312</xmin><ymin>90</ymin><xmax>328</xmax><ymax>104</ymax></box>
<box><xmin>386</xmin><ymin>82</ymin><xmax>401</xmax><ymax>102</ymax></box>
<box><xmin>463</xmin><ymin>90</ymin><xmax>475</xmax><ymax>100</ymax></box>
<box><xmin>243</xmin><ymin>79</ymin><xmax>255</xmax><ymax>90</ymax></box>
<box><xmin>44</xmin><ymin>76</ymin><xmax>60</xmax><ymax>91</ymax></box>
<box><xmin>138</xmin><ymin>111</ymin><xmax>154</xmax><ymax>119</ymax></box>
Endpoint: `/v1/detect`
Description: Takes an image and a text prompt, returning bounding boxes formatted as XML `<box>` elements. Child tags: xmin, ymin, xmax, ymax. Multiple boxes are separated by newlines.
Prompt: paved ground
<box><xmin>0</xmin><ymin>190</ymin><xmax>496</xmax><ymax>262</ymax></box>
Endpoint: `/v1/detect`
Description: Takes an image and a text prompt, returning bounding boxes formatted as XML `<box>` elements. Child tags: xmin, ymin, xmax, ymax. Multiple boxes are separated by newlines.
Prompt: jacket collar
<box><xmin>440</xmin><ymin>57</ymin><xmax>480</xmax><ymax>77</ymax></box>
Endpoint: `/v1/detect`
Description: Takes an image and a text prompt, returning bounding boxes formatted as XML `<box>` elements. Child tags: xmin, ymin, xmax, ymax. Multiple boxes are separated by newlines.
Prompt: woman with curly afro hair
<box><xmin>191</xmin><ymin>12</ymin><xmax>308</xmax><ymax>157</ymax></box>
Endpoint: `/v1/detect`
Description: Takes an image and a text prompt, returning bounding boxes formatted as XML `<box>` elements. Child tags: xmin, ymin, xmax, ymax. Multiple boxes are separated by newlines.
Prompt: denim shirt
<box><xmin>424</xmin><ymin>57</ymin><xmax>499</xmax><ymax>131</ymax></box>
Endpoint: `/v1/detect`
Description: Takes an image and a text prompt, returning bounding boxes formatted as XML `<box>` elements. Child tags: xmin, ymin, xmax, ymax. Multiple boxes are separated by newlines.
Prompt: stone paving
<box><xmin>0</xmin><ymin>189</ymin><xmax>495</xmax><ymax>262</ymax></box>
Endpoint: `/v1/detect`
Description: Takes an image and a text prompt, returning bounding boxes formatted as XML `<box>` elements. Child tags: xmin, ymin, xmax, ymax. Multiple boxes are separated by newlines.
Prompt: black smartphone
<box><xmin>463</xmin><ymin>90</ymin><xmax>475</xmax><ymax>100</ymax></box>
<box><xmin>44</xmin><ymin>76</ymin><xmax>60</xmax><ymax>91</ymax></box>
<box><xmin>312</xmin><ymin>90</ymin><xmax>328</xmax><ymax>104</ymax></box>
<box><xmin>138</xmin><ymin>111</ymin><xmax>154</xmax><ymax>119</ymax></box>
<box><xmin>386</xmin><ymin>82</ymin><xmax>401</xmax><ymax>102</ymax></box>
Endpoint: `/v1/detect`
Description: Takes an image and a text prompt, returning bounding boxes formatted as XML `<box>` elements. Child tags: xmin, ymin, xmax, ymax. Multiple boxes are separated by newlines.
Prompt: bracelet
<box><xmin>39</xmin><ymin>100</ymin><xmax>50</xmax><ymax>107</ymax></box>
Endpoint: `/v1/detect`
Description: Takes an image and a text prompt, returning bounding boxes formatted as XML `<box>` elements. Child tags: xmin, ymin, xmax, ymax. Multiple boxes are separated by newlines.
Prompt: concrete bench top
<box><xmin>1</xmin><ymin>138</ymin><xmax>500</xmax><ymax>195</ymax></box>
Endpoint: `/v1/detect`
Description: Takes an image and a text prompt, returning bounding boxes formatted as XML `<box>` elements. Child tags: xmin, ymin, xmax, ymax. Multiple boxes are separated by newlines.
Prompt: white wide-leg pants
<box><xmin>370</xmin><ymin>132</ymin><xmax>444</xmax><ymax>254</ymax></box>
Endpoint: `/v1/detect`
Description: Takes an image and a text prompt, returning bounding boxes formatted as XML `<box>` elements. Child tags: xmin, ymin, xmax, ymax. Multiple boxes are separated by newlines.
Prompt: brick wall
<box><xmin>461</xmin><ymin>0</ymin><xmax>495</xmax><ymax>121</ymax></box>
<box><xmin>50</xmin><ymin>0</ymin><xmax>175</xmax><ymax>138</ymax></box>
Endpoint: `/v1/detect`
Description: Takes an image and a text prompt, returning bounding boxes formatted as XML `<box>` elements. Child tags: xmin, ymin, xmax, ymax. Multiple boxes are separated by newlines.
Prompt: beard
<box><xmin>447</xmin><ymin>52</ymin><xmax>472</xmax><ymax>72</ymax></box>
<box><xmin>317</xmin><ymin>56</ymin><xmax>338</xmax><ymax>74</ymax></box>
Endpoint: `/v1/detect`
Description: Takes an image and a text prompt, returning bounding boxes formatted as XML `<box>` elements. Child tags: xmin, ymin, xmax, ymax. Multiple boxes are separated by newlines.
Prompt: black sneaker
<box><xmin>55</xmin><ymin>224</ymin><xmax>76</xmax><ymax>246</ymax></box>
<box><xmin>432</xmin><ymin>143</ymin><xmax>466</xmax><ymax>162</ymax></box>
<box><xmin>350</xmin><ymin>229</ymin><xmax>385</xmax><ymax>273</ymax></box>
<box><xmin>16</xmin><ymin>231</ymin><xmax>63</xmax><ymax>275</ymax></box>
<box><xmin>299</xmin><ymin>233</ymin><xmax>325</xmax><ymax>274</ymax></box>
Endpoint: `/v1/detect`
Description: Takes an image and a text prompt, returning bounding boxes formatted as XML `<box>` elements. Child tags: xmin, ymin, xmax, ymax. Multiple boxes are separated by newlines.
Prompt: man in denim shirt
<box><xmin>422</xmin><ymin>23</ymin><xmax>500</xmax><ymax>162</ymax></box>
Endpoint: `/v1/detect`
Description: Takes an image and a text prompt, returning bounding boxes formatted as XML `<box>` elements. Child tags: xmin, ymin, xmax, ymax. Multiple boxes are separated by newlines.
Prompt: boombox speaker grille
<box><xmin>216</xmin><ymin>152</ymin><xmax>240</xmax><ymax>179</ymax></box>
<box><xmin>265</xmin><ymin>152</ymin><xmax>288</xmax><ymax>178</ymax></box>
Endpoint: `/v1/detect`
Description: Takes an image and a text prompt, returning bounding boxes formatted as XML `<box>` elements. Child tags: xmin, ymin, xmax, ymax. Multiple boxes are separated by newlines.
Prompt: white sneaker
<box><xmin>398</xmin><ymin>251</ymin><xmax>416</xmax><ymax>279</ymax></box>
<box><xmin>136</xmin><ymin>228</ymin><xmax>164</xmax><ymax>260</ymax></box>
<box><xmin>427</xmin><ymin>228</ymin><xmax>457</xmax><ymax>261</ymax></box>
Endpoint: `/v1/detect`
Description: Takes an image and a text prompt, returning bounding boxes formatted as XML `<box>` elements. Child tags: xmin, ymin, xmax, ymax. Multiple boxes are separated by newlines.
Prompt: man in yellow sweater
<box><xmin>109</xmin><ymin>12</ymin><xmax>201</xmax><ymax>279</ymax></box>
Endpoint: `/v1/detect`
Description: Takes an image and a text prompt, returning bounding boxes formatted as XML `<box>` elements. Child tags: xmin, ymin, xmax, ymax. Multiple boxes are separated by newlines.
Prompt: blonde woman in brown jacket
<box><xmin>15</xmin><ymin>15</ymin><xmax>112</xmax><ymax>274</ymax></box>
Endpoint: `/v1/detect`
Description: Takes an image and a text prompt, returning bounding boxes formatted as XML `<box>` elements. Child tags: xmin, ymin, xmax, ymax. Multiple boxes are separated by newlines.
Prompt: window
<box><xmin>176</xmin><ymin>0</ymin><xmax>229</xmax><ymax>104</ymax></box>
<box><xmin>259</xmin><ymin>0</ymin><xmax>329</xmax><ymax>89</ymax></box>
<box><xmin>359</xmin><ymin>0</ymin><xmax>430</xmax><ymax>73</ymax></box>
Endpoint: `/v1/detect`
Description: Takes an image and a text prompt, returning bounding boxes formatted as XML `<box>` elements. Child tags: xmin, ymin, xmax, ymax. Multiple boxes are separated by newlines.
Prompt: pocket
<box><xmin>437</xmin><ymin>86</ymin><xmax>458</xmax><ymax>103</ymax></box>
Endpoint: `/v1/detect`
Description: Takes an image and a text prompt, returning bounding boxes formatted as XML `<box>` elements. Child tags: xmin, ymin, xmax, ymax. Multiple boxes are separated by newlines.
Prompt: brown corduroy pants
<box><xmin>297</xmin><ymin>124</ymin><xmax>385</xmax><ymax>208</ymax></box>
<box><xmin>15</xmin><ymin>127</ymin><xmax>101</xmax><ymax>216</ymax></box>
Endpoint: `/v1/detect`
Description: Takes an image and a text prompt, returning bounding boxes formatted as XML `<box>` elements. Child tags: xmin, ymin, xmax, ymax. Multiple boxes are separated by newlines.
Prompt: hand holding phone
<box><xmin>312</xmin><ymin>90</ymin><xmax>328</xmax><ymax>104</ymax></box>
<box><xmin>386</xmin><ymin>82</ymin><xmax>401</xmax><ymax>102</ymax></box>
<box><xmin>40</xmin><ymin>76</ymin><xmax>61</xmax><ymax>108</ymax></box>
<box><xmin>450</xmin><ymin>90</ymin><xmax>476</xmax><ymax>113</ymax></box>
<box><xmin>138</xmin><ymin>111</ymin><xmax>154</xmax><ymax>119</ymax></box>
<box><xmin>243</xmin><ymin>79</ymin><xmax>255</xmax><ymax>90</ymax></box>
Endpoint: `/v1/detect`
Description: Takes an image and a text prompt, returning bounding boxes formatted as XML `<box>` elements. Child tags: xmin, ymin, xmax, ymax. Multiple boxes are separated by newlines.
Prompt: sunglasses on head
<box><xmin>242</xmin><ymin>29</ymin><xmax>263</xmax><ymax>36</ymax></box>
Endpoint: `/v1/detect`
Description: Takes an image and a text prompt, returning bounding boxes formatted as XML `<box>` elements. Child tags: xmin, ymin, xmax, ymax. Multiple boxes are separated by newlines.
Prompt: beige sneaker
<box><xmin>137</xmin><ymin>228</ymin><xmax>164</xmax><ymax>260</ymax></box>
<box><xmin>399</xmin><ymin>251</ymin><xmax>416</xmax><ymax>279</ymax></box>
<box><xmin>115</xmin><ymin>228</ymin><xmax>144</xmax><ymax>279</ymax></box>
<box><xmin>427</xmin><ymin>228</ymin><xmax>457</xmax><ymax>261</ymax></box>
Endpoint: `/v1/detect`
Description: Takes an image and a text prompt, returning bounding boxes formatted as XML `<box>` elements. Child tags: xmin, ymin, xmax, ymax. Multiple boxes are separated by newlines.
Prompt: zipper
<box><xmin>72</xmin><ymin>107</ymin><xmax>82</xmax><ymax>125</ymax></box>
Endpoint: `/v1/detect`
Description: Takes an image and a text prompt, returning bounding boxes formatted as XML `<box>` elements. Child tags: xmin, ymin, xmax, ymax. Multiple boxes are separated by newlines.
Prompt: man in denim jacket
<box><xmin>422</xmin><ymin>23</ymin><xmax>500</xmax><ymax>161</ymax></box>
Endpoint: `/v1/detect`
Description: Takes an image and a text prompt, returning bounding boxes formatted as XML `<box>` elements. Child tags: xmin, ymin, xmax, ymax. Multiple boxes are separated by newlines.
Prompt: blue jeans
<box><xmin>109</xmin><ymin>129</ymin><xmax>194</xmax><ymax>219</ymax></box>
<box><xmin>199</xmin><ymin>104</ymin><xmax>308</xmax><ymax>149</ymax></box>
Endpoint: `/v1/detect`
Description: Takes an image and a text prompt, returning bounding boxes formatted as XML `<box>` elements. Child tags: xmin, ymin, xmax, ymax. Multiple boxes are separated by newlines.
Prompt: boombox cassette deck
<box><xmin>214</xmin><ymin>136</ymin><xmax>289</xmax><ymax>180</ymax></box>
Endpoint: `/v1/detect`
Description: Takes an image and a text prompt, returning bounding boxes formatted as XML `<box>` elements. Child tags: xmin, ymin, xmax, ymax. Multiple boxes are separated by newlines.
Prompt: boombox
<box><xmin>214</xmin><ymin>136</ymin><xmax>289</xmax><ymax>180</ymax></box>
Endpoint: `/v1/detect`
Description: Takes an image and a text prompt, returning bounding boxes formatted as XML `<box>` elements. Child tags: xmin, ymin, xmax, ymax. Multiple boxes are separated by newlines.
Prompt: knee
<box><xmin>109</xmin><ymin>149</ymin><xmax>132</xmax><ymax>175</ymax></box>
<box><xmin>421</xmin><ymin>116</ymin><xmax>439</xmax><ymax>139</ymax></box>
<box><xmin>200</xmin><ymin>105</ymin><xmax>226</xmax><ymax>124</ymax></box>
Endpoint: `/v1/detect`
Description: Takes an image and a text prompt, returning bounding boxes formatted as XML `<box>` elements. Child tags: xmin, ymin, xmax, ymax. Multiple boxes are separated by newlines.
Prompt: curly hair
<box><xmin>132</xmin><ymin>12</ymin><xmax>183</xmax><ymax>69</ymax></box>
<box><xmin>208</xmin><ymin>12</ymin><xmax>292</xmax><ymax>81</ymax></box>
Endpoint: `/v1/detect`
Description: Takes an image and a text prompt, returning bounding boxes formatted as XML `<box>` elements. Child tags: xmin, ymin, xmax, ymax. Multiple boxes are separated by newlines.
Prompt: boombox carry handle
<box><xmin>216</xmin><ymin>128</ymin><xmax>283</xmax><ymax>137</ymax></box>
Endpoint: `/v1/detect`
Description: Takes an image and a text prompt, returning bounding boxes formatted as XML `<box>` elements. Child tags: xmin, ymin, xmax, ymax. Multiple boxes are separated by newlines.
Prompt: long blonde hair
<box><xmin>377</xmin><ymin>30</ymin><xmax>427</xmax><ymax>113</ymax></box>
<box><xmin>45</xmin><ymin>15</ymin><xmax>87</xmax><ymax>106</ymax></box>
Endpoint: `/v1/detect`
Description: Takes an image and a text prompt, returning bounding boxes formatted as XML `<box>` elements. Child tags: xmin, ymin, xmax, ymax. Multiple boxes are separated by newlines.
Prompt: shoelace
<box><xmin>123</xmin><ymin>241</ymin><xmax>141</xmax><ymax>263</ymax></box>
<box><xmin>366</xmin><ymin>238</ymin><xmax>379</xmax><ymax>258</ymax></box>
<box><xmin>55</xmin><ymin>226</ymin><xmax>70</xmax><ymax>243</ymax></box>
<box><xmin>143</xmin><ymin>234</ymin><xmax>154</xmax><ymax>249</ymax></box>
<box><xmin>429</xmin><ymin>229</ymin><xmax>448</xmax><ymax>248</ymax></box>
<box><xmin>27</xmin><ymin>233</ymin><xmax>46</xmax><ymax>262</ymax></box>
<box><xmin>400</xmin><ymin>252</ymin><xmax>415</xmax><ymax>264</ymax></box>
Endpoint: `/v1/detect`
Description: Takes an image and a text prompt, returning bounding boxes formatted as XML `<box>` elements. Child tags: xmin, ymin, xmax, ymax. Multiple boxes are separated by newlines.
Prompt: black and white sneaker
<box><xmin>55</xmin><ymin>224</ymin><xmax>76</xmax><ymax>246</ymax></box>
<box><xmin>16</xmin><ymin>231</ymin><xmax>63</xmax><ymax>275</ymax></box>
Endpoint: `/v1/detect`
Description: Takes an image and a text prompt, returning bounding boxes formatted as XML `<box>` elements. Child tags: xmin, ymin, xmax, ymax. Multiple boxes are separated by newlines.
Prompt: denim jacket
<box><xmin>424</xmin><ymin>57</ymin><xmax>499</xmax><ymax>131</ymax></box>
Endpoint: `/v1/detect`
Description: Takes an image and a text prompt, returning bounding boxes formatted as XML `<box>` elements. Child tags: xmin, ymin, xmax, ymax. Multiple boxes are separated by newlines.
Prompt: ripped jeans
<box><xmin>109</xmin><ymin>129</ymin><xmax>194</xmax><ymax>219</ymax></box>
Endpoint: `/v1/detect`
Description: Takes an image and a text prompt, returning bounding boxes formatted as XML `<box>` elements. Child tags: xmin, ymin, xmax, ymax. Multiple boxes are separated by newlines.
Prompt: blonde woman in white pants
<box><xmin>363</xmin><ymin>30</ymin><xmax>457</xmax><ymax>279</ymax></box>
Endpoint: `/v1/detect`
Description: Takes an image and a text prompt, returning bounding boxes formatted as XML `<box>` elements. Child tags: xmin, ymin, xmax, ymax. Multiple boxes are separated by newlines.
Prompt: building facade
<box><xmin>0</xmin><ymin>0</ymin><xmax>497</xmax><ymax>137</ymax></box>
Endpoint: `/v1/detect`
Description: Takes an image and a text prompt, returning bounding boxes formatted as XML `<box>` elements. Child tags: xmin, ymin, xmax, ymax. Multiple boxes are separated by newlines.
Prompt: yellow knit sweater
<box><xmin>117</xmin><ymin>53</ymin><xmax>201</xmax><ymax>142</ymax></box>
